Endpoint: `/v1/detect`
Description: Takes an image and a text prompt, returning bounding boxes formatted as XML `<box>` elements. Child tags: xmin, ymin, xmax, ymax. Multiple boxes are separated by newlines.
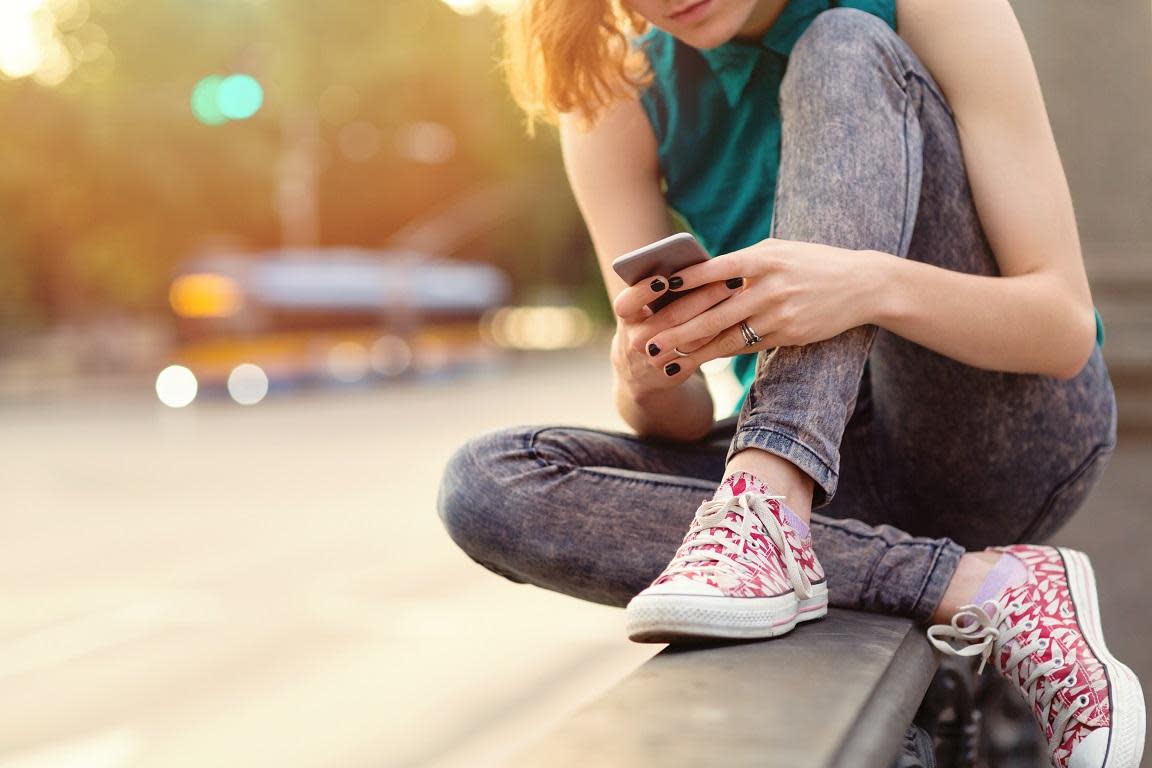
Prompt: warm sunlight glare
<box><xmin>485</xmin><ymin>0</ymin><xmax>520</xmax><ymax>14</ymax></box>
<box><xmin>0</xmin><ymin>0</ymin><xmax>75</xmax><ymax>85</ymax></box>
<box><xmin>440</xmin><ymin>0</ymin><xmax>521</xmax><ymax>16</ymax></box>
<box><xmin>440</xmin><ymin>0</ymin><xmax>485</xmax><ymax>15</ymax></box>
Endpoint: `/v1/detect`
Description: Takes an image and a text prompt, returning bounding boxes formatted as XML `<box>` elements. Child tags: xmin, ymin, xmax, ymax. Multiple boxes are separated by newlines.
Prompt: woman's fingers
<box><xmin>612</xmin><ymin>275</ymin><xmax>668</xmax><ymax>323</ymax></box>
<box><xmin>689</xmin><ymin>323</ymin><xmax>780</xmax><ymax>363</ymax></box>
<box><xmin>657</xmin><ymin>323</ymin><xmax>781</xmax><ymax>380</ymax></box>
<box><xmin>631</xmin><ymin>280</ymin><xmax>741</xmax><ymax>354</ymax></box>
<box><xmin>645</xmin><ymin>292</ymin><xmax>758</xmax><ymax>364</ymax></box>
<box><xmin>666</xmin><ymin>242</ymin><xmax>770</xmax><ymax>291</ymax></box>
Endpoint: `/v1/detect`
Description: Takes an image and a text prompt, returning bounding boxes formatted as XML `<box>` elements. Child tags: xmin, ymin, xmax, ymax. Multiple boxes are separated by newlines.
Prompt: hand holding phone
<box><xmin>612</xmin><ymin>233</ymin><xmax>711</xmax><ymax>312</ymax></box>
<box><xmin>608</xmin><ymin>232</ymin><xmax>748</xmax><ymax>405</ymax></box>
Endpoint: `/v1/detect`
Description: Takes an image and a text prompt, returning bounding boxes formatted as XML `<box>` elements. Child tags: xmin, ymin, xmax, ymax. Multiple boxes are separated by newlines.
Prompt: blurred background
<box><xmin>0</xmin><ymin>0</ymin><xmax>615</xmax><ymax>400</ymax></box>
<box><xmin>0</xmin><ymin>0</ymin><xmax>1148</xmax><ymax>766</ymax></box>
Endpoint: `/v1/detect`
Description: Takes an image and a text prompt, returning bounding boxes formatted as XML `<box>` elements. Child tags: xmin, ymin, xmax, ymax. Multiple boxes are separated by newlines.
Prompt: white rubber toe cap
<box><xmin>1067</xmin><ymin>727</ymin><xmax>1110</xmax><ymax>768</ymax></box>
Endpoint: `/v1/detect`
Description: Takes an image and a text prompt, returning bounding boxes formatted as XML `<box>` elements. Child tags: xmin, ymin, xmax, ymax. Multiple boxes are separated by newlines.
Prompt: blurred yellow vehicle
<box><xmin>157</xmin><ymin>248</ymin><xmax>510</xmax><ymax>406</ymax></box>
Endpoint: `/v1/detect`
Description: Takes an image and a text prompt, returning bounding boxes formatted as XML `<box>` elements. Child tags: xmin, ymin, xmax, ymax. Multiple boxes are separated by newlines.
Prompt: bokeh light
<box><xmin>192</xmin><ymin>74</ymin><xmax>264</xmax><ymax>125</ymax></box>
<box><xmin>440</xmin><ymin>0</ymin><xmax>485</xmax><ymax>15</ymax></box>
<box><xmin>155</xmin><ymin>365</ymin><xmax>199</xmax><ymax>408</ymax></box>
<box><xmin>439</xmin><ymin>0</ymin><xmax>520</xmax><ymax>15</ymax></box>
<box><xmin>169</xmin><ymin>273</ymin><xmax>243</xmax><ymax>319</ymax></box>
<box><xmin>370</xmin><ymin>336</ymin><xmax>413</xmax><ymax>377</ymax></box>
<box><xmin>327</xmin><ymin>342</ymin><xmax>370</xmax><ymax>383</ymax></box>
<box><xmin>191</xmin><ymin>75</ymin><xmax>228</xmax><ymax>126</ymax></box>
<box><xmin>227</xmin><ymin>363</ymin><xmax>269</xmax><ymax>405</ymax></box>
<box><xmin>56</xmin><ymin>0</ymin><xmax>92</xmax><ymax>32</ymax></box>
<box><xmin>482</xmin><ymin>306</ymin><xmax>593</xmax><ymax>351</ymax></box>
<box><xmin>0</xmin><ymin>0</ymin><xmax>76</xmax><ymax>85</ymax></box>
<box><xmin>217</xmin><ymin>74</ymin><xmax>264</xmax><ymax>120</ymax></box>
<box><xmin>394</xmin><ymin>121</ymin><xmax>456</xmax><ymax>165</ymax></box>
<box><xmin>0</xmin><ymin>16</ymin><xmax>45</xmax><ymax>79</ymax></box>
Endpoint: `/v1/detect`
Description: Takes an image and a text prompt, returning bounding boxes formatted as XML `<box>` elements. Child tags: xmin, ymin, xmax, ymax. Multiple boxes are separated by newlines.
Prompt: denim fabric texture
<box><xmin>437</xmin><ymin>9</ymin><xmax>1117</xmax><ymax>622</ymax></box>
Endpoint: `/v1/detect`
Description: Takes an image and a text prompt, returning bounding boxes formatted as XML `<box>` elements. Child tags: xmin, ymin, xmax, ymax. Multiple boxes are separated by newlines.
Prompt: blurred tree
<box><xmin>0</xmin><ymin>0</ymin><xmax>589</xmax><ymax>332</ymax></box>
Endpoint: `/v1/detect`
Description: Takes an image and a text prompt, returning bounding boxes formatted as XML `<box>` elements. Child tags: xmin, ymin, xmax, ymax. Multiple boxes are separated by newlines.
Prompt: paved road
<box><xmin>1</xmin><ymin>346</ymin><xmax>1148</xmax><ymax>767</ymax></box>
<box><xmin>0</xmin><ymin>349</ymin><xmax>659</xmax><ymax>768</ymax></box>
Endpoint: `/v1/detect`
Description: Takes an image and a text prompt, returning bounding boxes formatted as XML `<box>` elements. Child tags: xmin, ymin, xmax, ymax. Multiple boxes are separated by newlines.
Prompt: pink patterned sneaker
<box><xmin>927</xmin><ymin>545</ymin><xmax>1146</xmax><ymax>768</ymax></box>
<box><xmin>625</xmin><ymin>489</ymin><xmax>828</xmax><ymax>643</ymax></box>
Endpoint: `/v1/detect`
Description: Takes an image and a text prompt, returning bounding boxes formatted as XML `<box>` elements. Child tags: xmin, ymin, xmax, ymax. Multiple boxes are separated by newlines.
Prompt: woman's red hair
<box><xmin>502</xmin><ymin>0</ymin><xmax>654</xmax><ymax>134</ymax></box>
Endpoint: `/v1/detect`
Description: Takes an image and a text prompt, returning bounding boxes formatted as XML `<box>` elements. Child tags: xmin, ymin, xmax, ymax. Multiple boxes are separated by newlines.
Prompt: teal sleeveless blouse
<box><xmin>634</xmin><ymin>0</ymin><xmax>1105</xmax><ymax>414</ymax></box>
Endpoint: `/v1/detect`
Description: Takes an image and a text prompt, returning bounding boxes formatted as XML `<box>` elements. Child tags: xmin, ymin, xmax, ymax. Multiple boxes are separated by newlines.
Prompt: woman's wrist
<box><xmin>859</xmin><ymin>249</ymin><xmax>903</xmax><ymax>328</ymax></box>
<box><xmin>614</xmin><ymin>372</ymin><xmax>715</xmax><ymax>441</ymax></box>
<box><xmin>613</xmin><ymin>374</ymin><xmax>683</xmax><ymax>419</ymax></box>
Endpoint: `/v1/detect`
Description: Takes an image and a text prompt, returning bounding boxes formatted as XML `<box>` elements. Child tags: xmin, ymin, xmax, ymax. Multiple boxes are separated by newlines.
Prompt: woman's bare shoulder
<box><xmin>559</xmin><ymin>96</ymin><xmax>660</xmax><ymax>180</ymax></box>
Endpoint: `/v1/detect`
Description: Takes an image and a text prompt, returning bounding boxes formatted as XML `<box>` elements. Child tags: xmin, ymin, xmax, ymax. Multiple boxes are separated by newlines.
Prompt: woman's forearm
<box><xmin>867</xmin><ymin>250</ymin><xmax>1097</xmax><ymax>380</ymax></box>
<box><xmin>614</xmin><ymin>372</ymin><xmax>716</xmax><ymax>442</ymax></box>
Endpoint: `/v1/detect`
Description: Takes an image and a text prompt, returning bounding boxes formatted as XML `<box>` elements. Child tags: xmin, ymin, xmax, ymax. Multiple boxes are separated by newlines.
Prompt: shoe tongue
<box><xmin>713</xmin><ymin>471</ymin><xmax>769</xmax><ymax>501</ymax></box>
<box><xmin>712</xmin><ymin>476</ymin><xmax>744</xmax><ymax>501</ymax></box>
<box><xmin>711</xmin><ymin>476</ymin><xmax>784</xmax><ymax>529</ymax></box>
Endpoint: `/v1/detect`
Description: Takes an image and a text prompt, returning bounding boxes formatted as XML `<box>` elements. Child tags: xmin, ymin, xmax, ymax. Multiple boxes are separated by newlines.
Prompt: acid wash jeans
<box><xmin>437</xmin><ymin>8</ymin><xmax>1117</xmax><ymax>622</ymax></box>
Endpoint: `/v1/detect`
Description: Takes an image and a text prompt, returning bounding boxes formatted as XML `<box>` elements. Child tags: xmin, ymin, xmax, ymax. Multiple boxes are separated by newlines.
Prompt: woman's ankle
<box><xmin>725</xmin><ymin>449</ymin><xmax>814</xmax><ymax>520</ymax></box>
<box><xmin>932</xmin><ymin>552</ymin><xmax>994</xmax><ymax>623</ymax></box>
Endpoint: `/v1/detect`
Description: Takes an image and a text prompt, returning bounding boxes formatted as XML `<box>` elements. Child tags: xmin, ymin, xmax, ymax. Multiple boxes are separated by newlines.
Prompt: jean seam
<box><xmin>909</xmin><ymin>540</ymin><xmax>948</xmax><ymax>618</ymax></box>
<box><xmin>578</xmin><ymin>468</ymin><xmax>716</xmax><ymax>492</ymax></box>
<box><xmin>897</xmin><ymin>83</ymin><xmax>913</xmax><ymax>258</ymax></box>
<box><xmin>905</xmin><ymin>69</ymin><xmax>953</xmax><ymax>119</ymax></box>
<box><xmin>1016</xmin><ymin>440</ymin><xmax>1116</xmax><ymax>542</ymax></box>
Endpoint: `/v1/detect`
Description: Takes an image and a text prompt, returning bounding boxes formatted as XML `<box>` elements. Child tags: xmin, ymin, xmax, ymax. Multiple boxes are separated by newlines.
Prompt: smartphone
<box><xmin>612</xmin><ymin>232</ymin><xmax>710</xmax><ymax>312</ymax></box>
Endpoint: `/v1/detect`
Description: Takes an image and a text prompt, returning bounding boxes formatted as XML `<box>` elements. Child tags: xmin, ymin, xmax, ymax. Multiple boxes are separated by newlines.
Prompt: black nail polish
<box><xmin>664</xmin><ymin>362</ymin><xmax>681</xmax><ymax>376</ymax></box>
<box><xmin>650</xmin><ymin>278</ymin><xmax>665</xmax><ymax>292</ymax></box>
<box><xmin>726</xmin><ymin>277</ymin><xmax>745</xmax><ymax>289</ymax></box>
<box><xmin>668</xmin><ymin>276</ymin><xmax>684</xmax><ymax>290</ymax></box>
<box><xmin>647</xmin><ymin>343</ymin><xmax>661</xmax><ymax>357</ymax></box>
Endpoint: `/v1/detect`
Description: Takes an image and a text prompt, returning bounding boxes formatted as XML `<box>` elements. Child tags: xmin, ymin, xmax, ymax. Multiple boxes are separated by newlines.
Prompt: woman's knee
<box><xmin>781</xmin><ymin>7</ymin><xmax>907</xmax><ymax>108</ymax></box>
<box><xmin>1016</xmin><ymin>352</ymin><xmax>1118</xmax><ymax>542</ymax></box>
<box><xmin>436</xmin><ymin>426</ymin><xmax>528</xmax><ymax>564</ymax></box>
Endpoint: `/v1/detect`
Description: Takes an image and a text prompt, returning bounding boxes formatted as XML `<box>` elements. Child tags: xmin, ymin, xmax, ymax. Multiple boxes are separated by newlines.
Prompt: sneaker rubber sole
<box><xmin>1060</xmin><ymin>548</ymin><xmax>1146</xmax><ymax>768</ymax></box>
<box><xmin>625</xmin><ymin>581</ymin><xmax>828</xmax><ymax>643</ymax></box>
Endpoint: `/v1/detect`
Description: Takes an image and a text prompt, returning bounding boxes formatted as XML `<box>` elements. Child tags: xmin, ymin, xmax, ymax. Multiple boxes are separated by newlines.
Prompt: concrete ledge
<box><xmin>507</xmin><ymin>609</ymin><xmax>938</xmax><ymax>768</ymax></box>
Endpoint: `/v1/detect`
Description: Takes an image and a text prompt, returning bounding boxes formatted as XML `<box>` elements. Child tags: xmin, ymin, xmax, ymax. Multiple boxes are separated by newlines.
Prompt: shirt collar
<box><xmin>699</xmin><ymin>0</ymin><xmax>831</xmax><ymax>106</ymax></box>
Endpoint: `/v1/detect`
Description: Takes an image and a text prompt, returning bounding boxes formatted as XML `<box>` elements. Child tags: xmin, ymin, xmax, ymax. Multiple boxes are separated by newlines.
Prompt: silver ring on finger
<box><xmin>671</xmin><ymin>347</ymin><xmax>692</xmax><ymax>358</ymax></box>
<box><xmin>739</xmin><ymin>320</ymin><xmax>762</xmax><ymax>347</ymax></box>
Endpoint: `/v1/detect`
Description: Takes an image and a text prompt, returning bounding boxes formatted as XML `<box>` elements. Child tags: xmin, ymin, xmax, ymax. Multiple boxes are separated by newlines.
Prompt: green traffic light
<box><xmin>191</xmin><ymin>75</ymin><xmax>228</xmax><ymax>125</ymax></box>
<box><xmin>191</xmin><ymin>74</ymin><xmax>264</xmax><ymax>125</ymax></box>
<box><xmin>218</xmin><ymin>74</ymin><xmax>264</xmax><ymax>120</ymax></box>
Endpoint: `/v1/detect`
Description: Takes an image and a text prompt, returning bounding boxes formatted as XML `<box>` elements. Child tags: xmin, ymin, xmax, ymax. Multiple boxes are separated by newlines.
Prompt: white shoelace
<box><xmin>663</xmin><ymin>493</ymin><xmax>813</xmax><ymax>599</ymax></box>
<box><xmin>927</xmin><ymin>598</ymin><xmax>1090</xmax><ymax>754</ymax></box>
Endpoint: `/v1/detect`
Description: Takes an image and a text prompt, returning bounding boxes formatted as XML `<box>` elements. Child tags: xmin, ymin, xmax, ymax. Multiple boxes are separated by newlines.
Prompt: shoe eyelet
<box><xmin>1064</xmin><ymin>673</ymin><xmax>1077</xmax><ymax>686</ymax></box>
<box><xmin>1024</xmin><ymin>619</ymin><xmax>1036</xmax><ymax>631</ymax></box>
<box><xmin>1077</xmin><ymin>694</ymin><xmax>1090</xmax><ymax>707</ymax></box>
